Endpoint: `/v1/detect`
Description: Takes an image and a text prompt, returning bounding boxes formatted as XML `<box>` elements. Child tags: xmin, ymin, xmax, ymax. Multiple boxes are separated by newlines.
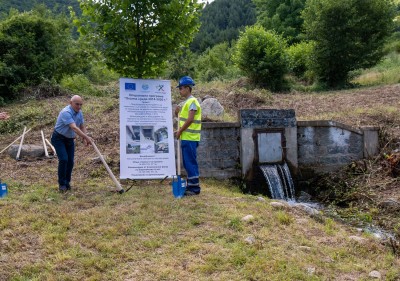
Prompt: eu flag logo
<box><xmin>125</xmin><ymin>83</ymin><xmax>136</xmax><ymax>90</ymax></box>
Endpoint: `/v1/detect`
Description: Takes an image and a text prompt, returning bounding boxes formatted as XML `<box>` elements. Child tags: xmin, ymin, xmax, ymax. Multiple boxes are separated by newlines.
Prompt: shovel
<box><xmin>172</xmin><ymin>115</ymin><xmax>186</xmax><ymax>198</ymax></box>
<box><xmin>90</xmin><ymin>139</ymin><xmax>125</xmax><ymax>194</ymax></box>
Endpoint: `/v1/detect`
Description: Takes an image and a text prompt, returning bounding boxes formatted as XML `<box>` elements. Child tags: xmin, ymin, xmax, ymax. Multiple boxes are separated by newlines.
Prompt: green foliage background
<box><xmin>234</xmin><ymin>26</ymin><xmax>288</xmax><ymax>91</ymax></box>
<box><xmin>302</xmin><ymin>0</ymin><xmax>395</xmax><ymax>88</ymax></box>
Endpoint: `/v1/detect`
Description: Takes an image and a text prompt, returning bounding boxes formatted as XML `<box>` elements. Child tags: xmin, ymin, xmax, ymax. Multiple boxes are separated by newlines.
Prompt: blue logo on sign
<box><xmin>142</xmin><ymin>84</ymin><xmax>149</xmax><ymax>91</ymax></box>
<box><xmin>125</xmin><ymin>83</ymin><xmax>136</xmax><ymax>90</ymax></box>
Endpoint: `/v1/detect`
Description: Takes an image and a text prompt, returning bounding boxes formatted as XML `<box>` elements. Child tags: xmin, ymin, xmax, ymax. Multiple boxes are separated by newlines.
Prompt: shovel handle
<box><xmin>177</xmin><ymin>114</ymin><xmax>181</xmax><ymax>176</ymax></box>
<box><xmin>16</xmin><ymin>126</ymin><xmax>27</xmax><ymax>160</ymax></box>
<box><xmin>0</xmin><ymin>128</ymin><xmax>31</xmax><ymax>155</ymax></box>
<box><xmin>91</xmin><ymin>140</ymin><xmax>124</xmax><ymax>192</ymax></box>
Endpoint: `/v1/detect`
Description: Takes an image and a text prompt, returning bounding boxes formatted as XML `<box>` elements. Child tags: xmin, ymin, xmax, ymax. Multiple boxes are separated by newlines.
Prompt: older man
<box><xmin>51</xmin><ymin>95</ymin><xmax>93</xmax><ymax>192</ymax></box>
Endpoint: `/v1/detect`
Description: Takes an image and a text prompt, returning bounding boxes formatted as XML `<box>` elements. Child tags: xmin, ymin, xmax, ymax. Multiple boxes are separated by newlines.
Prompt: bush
<box><xmin>233</xmin><ymin>26</ymin><xmax>288</xmax><ymax>91</ymax></box>
<box><xmin>196</xmin><ymin>42</ymin><xmax>241</xmax><ymax>82</ymax></box>
<box><xmin>60</xmin><ymin>74</ymin><xmax>96</xmax><ymax>95</ymax></box>
<box><xmin>287</xmin><ymin>41</ymin><xmax>316</xmax><ymax>83</ymax></box>
<box><xmin>86</xmin><ymin>62</ymin><xmax>119</xmax><ymax>85</ymax></box>
<box><xmin>0</xmin><ymin>8</ymin><xmax>72</xmax><ymax>100</ymax></box>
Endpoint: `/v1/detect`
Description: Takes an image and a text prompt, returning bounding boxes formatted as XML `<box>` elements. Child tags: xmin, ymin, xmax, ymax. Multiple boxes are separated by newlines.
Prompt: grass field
<box><xmin>0</xmin><ymin>178</ymin><xmax>399</xmax><ymax>280</ymax></box>
<box><xmin>1</xmin><ymin>89</ymin><xmax>400</xmax><ymax>280</ymax></box>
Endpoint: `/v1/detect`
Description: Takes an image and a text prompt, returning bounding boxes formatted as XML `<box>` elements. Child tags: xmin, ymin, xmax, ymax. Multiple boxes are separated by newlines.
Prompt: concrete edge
<box><xmin>297</xmin><ymin>120</ymin><xmax>366</xmax><ymax>135</ymax></box>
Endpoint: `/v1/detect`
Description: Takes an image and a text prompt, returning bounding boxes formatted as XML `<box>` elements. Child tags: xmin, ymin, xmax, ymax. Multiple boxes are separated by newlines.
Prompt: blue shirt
<box><xmin>54</xmin><ymin>105</ymin><xmax>84</xmax><ymax>138</ymax></box>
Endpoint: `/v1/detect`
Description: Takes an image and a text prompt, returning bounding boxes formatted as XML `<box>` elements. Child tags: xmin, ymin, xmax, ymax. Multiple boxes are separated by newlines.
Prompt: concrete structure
<box><xmin>194</xmin><ymin>110</ymin><xmax>380</xmax><ymax>192</ymax></box>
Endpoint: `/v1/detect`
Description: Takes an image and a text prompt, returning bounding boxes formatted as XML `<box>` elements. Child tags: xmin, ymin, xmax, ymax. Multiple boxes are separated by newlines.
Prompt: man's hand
<box><xmin>175</xmin><ymin>106</ymin><xmax>181</xmax><ymax>117</ymax></box>
<box><xmin>174</xmin><ymin>130</ymin><xmax>182</xmax><ymax>140</ymax></box>
<box><xmin>84</xmin><ymin>136</ymin><xmax>94</xmax><ymax>146</ymax></box>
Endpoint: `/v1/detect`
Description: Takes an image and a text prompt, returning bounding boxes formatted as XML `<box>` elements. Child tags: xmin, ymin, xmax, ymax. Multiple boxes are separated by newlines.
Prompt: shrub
<box><xmin>233</xmin><ymin>26</ymin><xmax>288</xmax><ymax>91</ymax></box>
<box><xmin>195</xmin><ymin>42</ymin><xmax>241</xmax><ymax>82</ymax></box>
<box><xmin>287</xmin><ymin>41</ymin><xmax>316</xmax><ymax>83</ymax></box>
<box><xmin>61</xmin><ymin>74</ymin><xmax>95</xmax><ymax>95</ymax></box>
<box><xmin>0</xmin><ymin>8</ymin><xmax>72</xmax><ymax>100</ymax></box>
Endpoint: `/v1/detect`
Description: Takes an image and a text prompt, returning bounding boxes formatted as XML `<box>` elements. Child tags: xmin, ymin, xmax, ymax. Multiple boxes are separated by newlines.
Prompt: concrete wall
<box><xmin>197</xmin><ymin>122</ymin><xmax>241</xmax><ymax>179</ymax></box>
<box><xmin>193</xmin><ymin>119</ymin><xmax>379</xmax><ymax>180</ymax></box>
<box><xmin>297</xmin><ymin>121</ymin><xmax>379</xmax><ymax>177</ymax></box>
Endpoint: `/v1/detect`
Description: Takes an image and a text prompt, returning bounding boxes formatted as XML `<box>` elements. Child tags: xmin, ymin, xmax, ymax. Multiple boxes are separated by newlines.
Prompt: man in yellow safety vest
<box><xmin>175</xmin><ymin>76</ymin><xmax>202</xmax><ymax>196</ymax></box>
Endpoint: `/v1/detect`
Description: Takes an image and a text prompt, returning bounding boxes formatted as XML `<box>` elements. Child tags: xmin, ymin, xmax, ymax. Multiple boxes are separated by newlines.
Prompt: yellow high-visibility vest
<box><xmin>179</xmin><ymin>97</ymin><xmax>202</xmax><ymax>141</ymax></box>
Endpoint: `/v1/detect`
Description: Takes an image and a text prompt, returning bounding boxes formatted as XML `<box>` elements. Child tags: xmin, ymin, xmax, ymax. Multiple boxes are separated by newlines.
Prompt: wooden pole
<box><xmin>0</xmin><ymin>128</ymin><xmax>31</xmax><ymax>155</ymax></box>
<box><xmin>45</xmin><ymin>139</ymin><xmax>56</xmax><ymax>156</ymax></box>
<box><xmin>177</xmin><ymin>114</ymin><xmax>181</xmax><ymax>176</ymax></box>
<box><xmin>90</xmin><ymin>140</ymin><xmax>124</xmax><ymax>192</ymax></box>
<box><xmin>16</xmin><ymin>126</ymin><xmax>27</xmax><ymax>160</ymax></box>
<box><xmin>41</xmin><ymin>130</ymin><xmax>49</xmax><ymax>157</ymax></box>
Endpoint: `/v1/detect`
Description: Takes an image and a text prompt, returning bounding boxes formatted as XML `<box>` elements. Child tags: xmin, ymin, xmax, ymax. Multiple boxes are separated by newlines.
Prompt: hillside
<box><xmin>0</xmin><ymin>82</ymin><xmax>400</xmax><ymax>279</ymax></box>
<box><xmin>0</xmin><ymin>0</ymin><xmax>80</xmax><ymax>16</ymax></box>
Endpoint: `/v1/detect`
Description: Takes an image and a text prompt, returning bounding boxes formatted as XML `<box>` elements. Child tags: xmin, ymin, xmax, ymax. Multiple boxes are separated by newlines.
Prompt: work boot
<box><xmin>59</xmin><ymin>185</ymin><xmax>68</xmax><ymax>193</ymax></box>
<box><xmin>184</xmin><ymin>190</ymin><xmax>199</xmax><ymax>196</ymax></box>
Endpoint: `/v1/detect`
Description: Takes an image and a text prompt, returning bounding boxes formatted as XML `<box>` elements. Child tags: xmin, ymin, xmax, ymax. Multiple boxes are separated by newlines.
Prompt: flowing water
<box><xmin>259</xmin><ymin>163</ymin><xmax>398</xmax><ymax>243</ymax></box>
<box><xmin>259</xmin><ymin>162</ymin><xmax>295</xmax><ymax>201</ymax></box>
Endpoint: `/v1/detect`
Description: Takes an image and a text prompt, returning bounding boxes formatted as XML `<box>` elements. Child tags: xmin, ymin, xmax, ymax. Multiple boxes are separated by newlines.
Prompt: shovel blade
<box><xmin>172</xmin><ymin>176</ymin><xmax>186</xmax><ymax>198</ymax></box>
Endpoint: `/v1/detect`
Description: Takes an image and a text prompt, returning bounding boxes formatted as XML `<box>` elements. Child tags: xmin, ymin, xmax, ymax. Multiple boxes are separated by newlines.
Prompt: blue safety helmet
<box><xmin>177</xmin><ymin>76</ymin><xmax>195</xmax><ymax>88</ymax></box>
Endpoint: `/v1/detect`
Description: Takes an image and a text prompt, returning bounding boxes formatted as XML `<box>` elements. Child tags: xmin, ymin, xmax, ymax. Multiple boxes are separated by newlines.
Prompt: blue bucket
<box><xmin>172</xmin><ymin>176</ymin><xmax>186</xmax><ymax>198</ymax></box>
<box><xmin>0</xmin><ymin>182</ymin><xmax>8</xmax><ymax>198</ymax></box>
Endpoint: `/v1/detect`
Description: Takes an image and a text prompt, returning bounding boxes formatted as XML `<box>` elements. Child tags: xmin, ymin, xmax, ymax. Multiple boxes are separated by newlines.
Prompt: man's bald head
<box><xmin>70</xmin><ymin>95</ymin><xmax>83</xmax><ymax>112</ymax></box>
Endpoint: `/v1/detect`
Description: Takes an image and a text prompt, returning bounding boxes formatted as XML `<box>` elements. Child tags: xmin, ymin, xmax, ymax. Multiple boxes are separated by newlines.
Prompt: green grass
<box><xmin>0</xmin><ymin>80</ymin><xmax>400</xmax><ymax>280</ymax></box>
<box><xmin>0</xmin><ymin>179</ymin><xmax>399</xmax><ymax>280</ymax></box>
<box><xmin>352</xmin><ymin>51</ymin><xmax>400</xmax><ymax>86</ymax></box>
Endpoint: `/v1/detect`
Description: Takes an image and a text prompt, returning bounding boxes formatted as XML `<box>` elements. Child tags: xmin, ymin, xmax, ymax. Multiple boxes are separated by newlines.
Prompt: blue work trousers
<box><xmin>51</xmin><ymin>131</ymin><xmax>75</xmax><ymax>188</ymax></box>
<box><xmin>181</xmin><ymin>140</ymin><xmax>200</xmax><ymax>194</ymax></box>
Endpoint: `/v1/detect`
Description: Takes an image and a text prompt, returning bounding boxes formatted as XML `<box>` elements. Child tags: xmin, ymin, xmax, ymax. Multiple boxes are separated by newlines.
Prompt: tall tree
<box><xmin>190</xmin><ymin>0</ymin><xmax>256</xmax><ymax>53</ymax></box>
<box><xmin>78</xmin><ymin>0</ymin><xmax>203</xmax><ymax>78</ymax></box>
<box><xmin>0</xmin><ymin>0</ymin><xmax>81</xmax><ymax>18</ymax></box>
<box><xmin>253</xmin><ymin>0</ymin><xmax>306</xmax><ymax>44</ymax></box>
<box><xmin>302</xmin><ymin>0</ymin><xmax>395</xmax><ymax>88</ymax></box>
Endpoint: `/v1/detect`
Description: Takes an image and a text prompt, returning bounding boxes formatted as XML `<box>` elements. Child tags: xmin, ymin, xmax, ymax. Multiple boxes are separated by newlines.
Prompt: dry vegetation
<box><xmin>0</xmin><ymin>82</ymin><xmax>400</xmax><ymax>280</ymax></box>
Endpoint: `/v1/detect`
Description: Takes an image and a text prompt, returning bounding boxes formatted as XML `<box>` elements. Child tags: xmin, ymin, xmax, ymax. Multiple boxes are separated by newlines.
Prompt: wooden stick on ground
<box><xmin>41</xmin><ymin>130</ymin><xmax>49</xmax><ymax>157</ymax></box>
<box><xmin>16</xmin><ymin>126</ymin><xmax>27</xmax><ymax>160</ymax></box>
<box><xmin>90</xmin><ymin>140</ymin><xmax>124</xmax><ymax>193</ymax></box>
<box><xmin>45</xmin><ymin>139</ymin><xmax>56</xmax><ymax>156</ymax></box>
<box><xmin>0</xmin><ymin>128</ymin><xmax>32</xmax><ymax>155</ymax></box>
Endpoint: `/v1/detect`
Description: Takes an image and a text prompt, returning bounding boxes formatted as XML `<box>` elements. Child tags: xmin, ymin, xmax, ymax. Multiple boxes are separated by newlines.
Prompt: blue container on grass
<box><xmin>172</xmin><ymin>176</ymin><xmax>186</xmax><ymax>198</ymax></box>
<box><xmin>0</xmin><ymin>181</ymin><xmax>8</xmax><ymax>198</ymax></box>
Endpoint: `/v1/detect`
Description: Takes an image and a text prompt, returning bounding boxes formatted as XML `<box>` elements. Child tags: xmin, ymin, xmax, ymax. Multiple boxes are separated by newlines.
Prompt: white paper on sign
<box><xmin>119</xmin><ymin>78</ymin><xmax>176</xmax><ymax>179</ymax></box>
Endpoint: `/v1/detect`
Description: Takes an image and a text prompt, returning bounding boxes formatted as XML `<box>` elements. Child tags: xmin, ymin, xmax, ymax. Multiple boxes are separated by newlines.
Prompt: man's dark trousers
<box><xmin>51</xmin><ymin>131</ymin><xmax>75</xmax><ymax>188</ymax></box>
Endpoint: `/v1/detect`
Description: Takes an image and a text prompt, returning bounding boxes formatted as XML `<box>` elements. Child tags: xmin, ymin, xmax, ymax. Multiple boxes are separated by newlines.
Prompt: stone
<box><xmin>378</xmin><ymin>198</ymin><xmax>400</xmax><ymax>211</ymax></box>
<box><xmin>8</xmin><ymin>144</ymin><xmax>45</xmax><ymax>159</ymax></box>
<box><xmin>307</xmin><ymin>267</ymin><xmax>316</xmax><ymax>275</ymax></box>
<box><xmin>241</xmin><ymin>215</ymin><xmax>254</xmax><ymax>222</ymax></box>
<box><xmin>348</xmin><ymin>236</ymin><xmax>367</xmax><ymax>243</ymax></box>
<box><xmin>202</xmin><ymin>95</ymin><xmax>213</xmax><ymax>101</ymax></box>
<box><xmin>298</xmin><ymin>191</ymin><xmax>312</xmax><ymax>202</ymax></box>
<box><xmin>244</xmin><ymin>235</ymin><xmax>256</xmax><ymax>244</ymax></box>
<box><xmin>294</xmin><ymin>203</ymin><xmax>320</xmax><ymax>216</ymax></box>
<box><xmin>257</xmin><ymin>196</ymin><xmax>266</xmax><ymax>202</ymax></box>
<box><xmin>368</xmin><ymin>270</ymin><xmax>381</xmax><ymax>279</ymax></box>
<box><xmin>298</xmin><ymin>246</ymin><xmax>312</xmax><ymax>252</ymax></box>
<box><xmin>201</xmin><ymin>98</ymin><xmax>224</xmax><ymax>120</ymax></box>
<box><xmin>270</xmin><ymin>201</ymin><xmax>289</xmax><ymax>209</ymax></box>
